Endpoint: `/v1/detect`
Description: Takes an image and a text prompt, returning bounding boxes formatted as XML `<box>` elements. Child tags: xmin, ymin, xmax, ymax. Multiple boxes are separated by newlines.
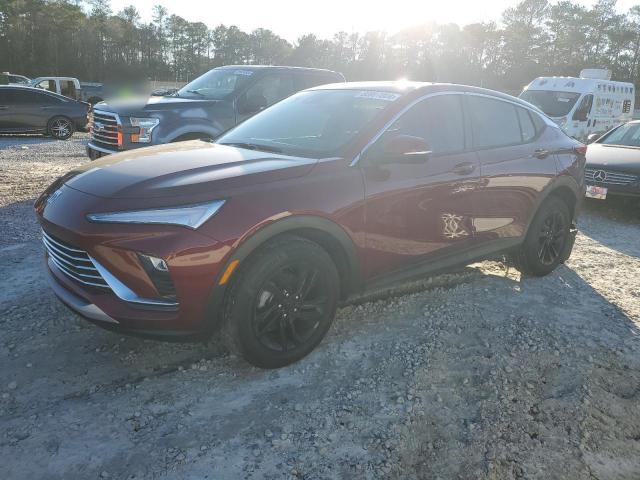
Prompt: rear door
<box><xmin>466</xmin><ymin>94</ymin><xmax>558</xmax><ymax>245</ymax></box>
<box><xmin>0</xmin><ymin>89</ymin><xmax>12</xmax><ymax>130</ymax></box>
<box><xmin>4</xmin><ymin>89</ymin><xmax>42</xmax><ymax>130</ymax></box>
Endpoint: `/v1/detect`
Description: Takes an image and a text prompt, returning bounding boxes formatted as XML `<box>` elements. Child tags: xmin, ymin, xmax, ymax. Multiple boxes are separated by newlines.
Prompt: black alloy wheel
<box><xmin>224</xmin><ymin>235</ymin><xmax>339</xmax><ymax>368</ymax></box>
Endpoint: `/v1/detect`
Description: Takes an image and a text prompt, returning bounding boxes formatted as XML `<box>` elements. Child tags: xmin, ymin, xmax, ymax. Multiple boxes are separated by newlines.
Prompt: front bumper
<box><xmin>87</xmin><ymin>142</ymin><xmax>117</xmax><ymax>159</ymax></box>
<box><xmin>37</xmin><ymin>186</ymin><xmax>231</xmax><ymax>338</ymax></box>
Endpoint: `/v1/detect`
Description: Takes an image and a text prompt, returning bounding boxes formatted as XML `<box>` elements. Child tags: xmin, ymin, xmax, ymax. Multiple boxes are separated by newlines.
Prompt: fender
<box><xmin>523</xmin><ymin>173</ymin><xmax>582</xmax><ymax>234</ymax></box>
<box><xmin>201</xmin><ymin>214</ymin><xmax>362</xmax><ymax>335</ymax></box>
<box><xmin>165</xmin><ymin>125</ymin><xmax>222</xmax><ymax>143</ymax></box>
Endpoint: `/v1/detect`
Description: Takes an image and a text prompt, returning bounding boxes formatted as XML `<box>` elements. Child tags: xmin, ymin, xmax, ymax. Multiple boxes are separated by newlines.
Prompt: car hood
<box><xmin>65</xmin><ymin>141</ymin><xmax>317</xmax><ymax>199</ymax></box>
<box><xmin>586</xmin><ymin>143</ymin><xmax>640</xmax><ymax>174</ymax></box>
<box><xmin>95</xmin><ymin>95</ymin><xmax>220</xmax><ymax>115</ymax></box>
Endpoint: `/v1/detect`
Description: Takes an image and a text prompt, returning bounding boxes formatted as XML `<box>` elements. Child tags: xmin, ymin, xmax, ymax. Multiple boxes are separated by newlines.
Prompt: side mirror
<box><xmin>238</xmin><ymin>93</ymin><xmax>268</xmax><ymax>115</ymax></box>
<box><xmin>586</xmin><ymin>133</ymin><xmax>599</xmax><ymax>144</ymax></box>
<box><xmin>373</xmin><ymin>135</ymin><xmax>432</xmax><ymax>164</ymax></box>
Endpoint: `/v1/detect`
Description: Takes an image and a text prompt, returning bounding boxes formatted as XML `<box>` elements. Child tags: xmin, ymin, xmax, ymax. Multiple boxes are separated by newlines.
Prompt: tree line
<box><xmin>2</xmin><ymin>0</ymin><xmax>640</xmax><ymax>92</ymax></box>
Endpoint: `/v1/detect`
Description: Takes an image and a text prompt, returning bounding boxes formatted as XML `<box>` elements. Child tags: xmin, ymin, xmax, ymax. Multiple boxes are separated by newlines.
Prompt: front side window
<box><xmin>176</xmin><ymin>68</ymin><xmax>254</xmax><ymax>100</ymax></box>
<box><xmin>519</xmin><ymin>90</ymin><xmax>581</xmax><ymax>117</ymax></box>
<box><xmin>468</xmin><ymin>96</ymin><xmax>521</xmax><ymax>148</ymax></box>
<box><xmin>217</xmin><ymin>89</ymin><xmax>399</xmax><ymax>158</ymax></box>
<box><xmin>572</xmin><ymin>94</ymin><xmax>593</xmax><ymax>121</ymax></box>
<box><xmin>599</xmin><ymin>123</ymin><xmax>640</xmax><ymax>147</ymax></box>
<box><xmin>373</xmin><ymin>94</ymin><xmax>466</xmax><ymax>156</ymax></box>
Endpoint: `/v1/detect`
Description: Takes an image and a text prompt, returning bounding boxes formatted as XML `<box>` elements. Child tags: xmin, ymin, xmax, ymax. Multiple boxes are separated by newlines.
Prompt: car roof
<box><xmin>0</xmin><ymin>85</ymin><xmax>74</xmax><ymax>101</ymax></box>
<box><xmin>308</xmin><ymin>81</ymin><xmax>536</xmax><ymax>108</ymax></box>
<box><xmin>217</xmin><ymin>65</ymin><xmax>342</xmax><ymax>75</ymax></box>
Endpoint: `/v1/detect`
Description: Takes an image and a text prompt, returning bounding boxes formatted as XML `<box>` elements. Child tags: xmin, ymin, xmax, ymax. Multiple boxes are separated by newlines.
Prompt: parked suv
<box><xmin>86</xmin><ymin>65</ymin><xmax>345</xmax><ymax>159</ymax></box>
<box><xmin>36</xmin><ymin>82</ymin><xmax>585</xmax><ymax>368</ymax></box>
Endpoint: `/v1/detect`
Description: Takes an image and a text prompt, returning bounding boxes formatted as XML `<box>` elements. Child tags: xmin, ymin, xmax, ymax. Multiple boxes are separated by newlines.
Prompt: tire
<box><xmin>48</xmin><ymin>116</ymin><xmax>75</xmax><ymax>140</ymax></box>
<box><xmin>224</xmin><ymin>235</ymin><xmax>340</xmax><ymax>369</ymax></box>
<box><xmin>517</xmin><ymin>196</ymin><xmax>571</xmax><ymax>277</ymax></box>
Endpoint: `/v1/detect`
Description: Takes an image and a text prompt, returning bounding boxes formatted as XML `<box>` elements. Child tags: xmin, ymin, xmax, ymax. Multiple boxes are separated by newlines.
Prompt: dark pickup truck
<box><xmin>87</xmin><ymin>65</ymin><xmax>345</xmax><ymax>159</ymax></box>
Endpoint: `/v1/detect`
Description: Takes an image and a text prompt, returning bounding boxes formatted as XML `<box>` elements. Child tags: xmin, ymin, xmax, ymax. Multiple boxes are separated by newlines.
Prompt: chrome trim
<box><xmin>350</xmin><ymin>90</ymin><xmax>554</xmax><ymax>167</ymax></box>
<box><xmin>42</xmin><ymin>229</ymin><xmax>179</xmax><ymax>309</ymax></box>
<box><xmin>585</xmin><ymin>167</ymin><xmax>637</xmax><ymax>185</ymax></box>
<box><xmin>87</xmin><ymin>142</ymin><xmax>117</xmax><ymax>154</ymax></box>
<box><xmin>42</xmin><ymin>234</ymin><xmax>93</xmax><ymax>263</ymax></box>
<box><xmin>90</xmin><ymin>256</ymin><xmax>179</xmax><ymax>309</ymax></box>
<box><xmin>42</xmin><ymin>230</ymin><xmax>85</xmax><ymax>253</ymax></box>
<box><xmin>47</xmin><ymin>271</ymin><xmax>119</xmax><ymax>324</ymax></box>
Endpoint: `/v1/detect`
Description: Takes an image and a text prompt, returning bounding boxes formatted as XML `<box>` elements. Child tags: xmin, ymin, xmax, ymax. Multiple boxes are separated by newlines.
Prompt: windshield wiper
<box><xmin>186</xmin><ymin>90</ymin><xmax>205</xmax><ymax>96</ymax></box>
<box><xmin>219</xmin><ymin>142</ymin><xmax>283</xmax><ymax>153</ymax></box>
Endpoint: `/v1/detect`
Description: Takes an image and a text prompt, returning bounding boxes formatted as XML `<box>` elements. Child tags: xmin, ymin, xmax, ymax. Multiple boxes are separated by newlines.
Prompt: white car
<box><xmin>520</xmin><ymin>69</ymin><xmax>634</xmax><ymax>141</ymax></box>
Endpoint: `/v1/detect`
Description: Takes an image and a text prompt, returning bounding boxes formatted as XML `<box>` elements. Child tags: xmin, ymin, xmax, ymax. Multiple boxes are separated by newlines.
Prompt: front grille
<box><xmin>90</xmin><ymin>110</ymin><xmax>120</xmax><ymax>150</ymax></box>
<box><xmin>585</xmin><ymin>168</ymin><xmax>638</xmax><ymax>186</ymax></box>
<box><xmin>42</xmin><ymin>230</ymin><xmax>109</xmax><ymax>289</ymax></box>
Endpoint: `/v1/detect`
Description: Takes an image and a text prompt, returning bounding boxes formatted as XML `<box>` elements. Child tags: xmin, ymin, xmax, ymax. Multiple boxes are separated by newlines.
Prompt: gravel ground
<box><xmin>1</xmin><ymin>135</ymin><xmax>640</xmax><ymax>479</ymax></box>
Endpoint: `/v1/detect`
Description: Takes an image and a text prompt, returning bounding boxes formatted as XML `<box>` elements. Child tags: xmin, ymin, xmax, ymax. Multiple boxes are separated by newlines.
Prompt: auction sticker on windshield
<box><xmin>585</xmin><ymin>185</ymin><xmax>607</xmax><ymax>199</ymax></box>
<box><xmin>234</xmin><ymin>70</ymin><xmax>254</xmax><ymax>76</ymax></box>
<box><xmin>355</xmin><ymin>91</ymin><xmax>401</xmax><ymax>101</ymax></box>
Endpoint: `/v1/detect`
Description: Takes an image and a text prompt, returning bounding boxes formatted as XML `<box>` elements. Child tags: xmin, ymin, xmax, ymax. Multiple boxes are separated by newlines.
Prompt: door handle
<box><xmin>452</xmin><ymin>162</ymin><xmax>476</xmax><ymax>176</ymax></box>
<box><xmin>534</xmin><ymin>149</ymin><xmax>550</xmax><ymax>159</ymax></box>
<box><xmin>0</xmin><ymin>105</ymin><xmax>7</xmax><ymax>110</ymax></box>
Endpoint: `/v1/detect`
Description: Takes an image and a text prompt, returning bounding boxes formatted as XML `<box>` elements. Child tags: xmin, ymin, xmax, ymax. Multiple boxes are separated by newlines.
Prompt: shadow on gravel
<box><xmin>580</xmin><ymin>197</ymin><xmax>640</xmax><ymax>259</ymax></box>
<box><xmin>2</xmin><ymin>241</ymin><xmax>640</xmax><ymax>478</ymax></box>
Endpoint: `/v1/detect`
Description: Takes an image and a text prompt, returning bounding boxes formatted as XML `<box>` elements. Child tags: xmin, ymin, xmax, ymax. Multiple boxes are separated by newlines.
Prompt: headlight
<box><xmin>87</xmin><ymin>200</ymin><xmax>225</xmax><ymax>229</ymax></box>
<box><xmin>130</xmin><ymin>117</ymin><xmax>160</xmax><ymax>143</ymax></box>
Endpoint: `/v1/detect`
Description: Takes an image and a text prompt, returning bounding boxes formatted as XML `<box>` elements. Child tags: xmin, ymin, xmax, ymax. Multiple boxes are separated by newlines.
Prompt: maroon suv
<box><xmin>35</xmin><ymin>82</ymin><xmax>586</xmax><ymax>368</ymax></box>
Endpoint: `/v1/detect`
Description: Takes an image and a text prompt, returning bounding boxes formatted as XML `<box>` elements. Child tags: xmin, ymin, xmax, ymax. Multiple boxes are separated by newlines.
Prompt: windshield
<box><xmin>519</xmin><ymin>90</ymin><xmax>580</xmax><ymax>117</ymax></box>
<box><xmin>599</xmin><ymin>123</ymin><xmax>640</xmax><ymax>147</ymax></box>
<box><xmin>176</xmin><ymin>69</ymin><xmax>254</xmax><ymax>100</ymax></box>
<box><xmin>217</xmin><ymin>89</ymin><xmax>401</xmax><ymax>158</ymax></box>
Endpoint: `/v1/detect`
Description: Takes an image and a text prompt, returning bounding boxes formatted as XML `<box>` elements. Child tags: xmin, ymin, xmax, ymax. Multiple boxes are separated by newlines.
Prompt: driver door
<box><xmin>571</xmin><ymin>93</ymin><xmax>593</xmax><ymax>139</ymax></box>
<box><xmin>360</xmin><ymin>93</ymin><xmax>481</xmax><ymax>280</ymax></box>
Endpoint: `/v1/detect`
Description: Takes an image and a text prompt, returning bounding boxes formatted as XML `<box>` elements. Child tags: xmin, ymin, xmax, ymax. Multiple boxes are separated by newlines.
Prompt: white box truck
<box><xmin>519</xmin><ymin>69</ymin><xmax>634</xmax><ymax>141</ymax></box>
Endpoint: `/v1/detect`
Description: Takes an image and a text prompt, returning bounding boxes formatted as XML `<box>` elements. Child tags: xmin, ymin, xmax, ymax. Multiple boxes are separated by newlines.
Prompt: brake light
<box><xmin>573</xmin><ymin>144</ymin><xmax>587</xmax><ymax>156</ymax></box>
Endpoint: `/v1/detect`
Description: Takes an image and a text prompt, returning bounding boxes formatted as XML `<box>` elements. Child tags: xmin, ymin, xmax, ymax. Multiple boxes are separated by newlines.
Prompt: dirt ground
<box><xmin>1</xmin><ymin>135</ymin><xmax>639</xmax><ymax>479</ymax></box>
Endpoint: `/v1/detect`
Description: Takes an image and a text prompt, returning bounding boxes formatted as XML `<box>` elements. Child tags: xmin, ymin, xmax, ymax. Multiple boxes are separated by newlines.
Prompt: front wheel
<box><xmin>517</xmin><ymin>196</ymin><xmax>571</xmax><ymax>277</ymax></box>
<box><xmin>224</xmin><ymin>235</ymin><xmax>340</xmax><ymax>369</ymax></box>
<box><xmin>48</xmin><ymin>116</ymin><xmax>75</xmax><ymax>140</ymax></box>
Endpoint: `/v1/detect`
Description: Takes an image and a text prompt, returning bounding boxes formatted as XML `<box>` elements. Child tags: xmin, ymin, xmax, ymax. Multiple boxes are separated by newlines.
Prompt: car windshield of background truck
<box><xmin>176</xmin><ymin>69</ymin><xmax>254</xmax><ymax>100</ymax></box>
<box><xmin>520</xmin><ymin>90</ymin><xmax>581</xmax><ymax>117</ymax></box>
<box><xmin>600</xmin><ymin>122</ymin><xmax>640</xmax><ymax>147</ymax></box>
<box><xmin>217</xmin><ymin>89</ymin><xmax>399</xmax><ymax>158</ymax></box>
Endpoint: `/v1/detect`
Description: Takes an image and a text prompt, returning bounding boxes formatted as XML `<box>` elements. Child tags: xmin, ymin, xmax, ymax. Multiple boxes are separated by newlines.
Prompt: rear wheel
<box><xmin>224</xmin><ymin>235</ymin><xmax>339</xmax><ymax>368</ymax></box>
<box><xmin>517</xmin><ymin>196</ymin><xmax>571</xmax><ymax>277</ymax></box>
<box><xmin>48</xmin><ymin>116</ymin><xmax>74</xmax><ymax>140</ymax></box>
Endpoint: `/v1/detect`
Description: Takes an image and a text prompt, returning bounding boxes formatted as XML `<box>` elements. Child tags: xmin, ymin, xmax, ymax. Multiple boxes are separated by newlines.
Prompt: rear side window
<box><xmin>516</xmin><ymin>107</ymin><xmax>536</xmax><ymax>142</ymax></box>
<box><xmin>5</xmin><ymin>90</ymin><xmax>42</xmax><ymax>104</ymax></box>
<box><xmin>384</xmin><ymin>94</ymin><xmax>465</xmax><ymax>155</ymax></box>
<box><xmin>295</xmin><ymin>73</ymin><xmax>342</xmax><ymax>90</ymax></box>
<box><xmin>468</xmin><ymin>96</ymin><xmax>521</xmax><ymax>148</ymax></box>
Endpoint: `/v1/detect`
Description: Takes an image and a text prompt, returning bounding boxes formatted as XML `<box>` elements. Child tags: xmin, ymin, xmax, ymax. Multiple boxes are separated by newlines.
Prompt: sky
<box><xmin>108</xmin><ymin>0</ymin><xmax>639</xmax><ymax>41</ymax></box>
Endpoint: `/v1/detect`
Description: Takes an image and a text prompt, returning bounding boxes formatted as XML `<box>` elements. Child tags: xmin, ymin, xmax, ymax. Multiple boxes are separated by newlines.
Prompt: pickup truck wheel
<box><xmin>48</xmin><ymin>116</ymin><xmax>74</xmax><ymax>140</ymax></box>
<box><xmin>517</xmin><ymin>196</ymin><xmax>571</xmax><ymax>277</ymax></box>
<box><xmin>224</xmin><ymin>235</ymin><xmax>339</xmax><ymax>369</ymax></box>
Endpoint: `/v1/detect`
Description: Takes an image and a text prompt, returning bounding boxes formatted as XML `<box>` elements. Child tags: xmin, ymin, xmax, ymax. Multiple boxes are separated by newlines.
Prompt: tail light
<box><xmin>573</xmin><ymin>144</ymin><xmax>587</xmax><ymax>156</ymax></box>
